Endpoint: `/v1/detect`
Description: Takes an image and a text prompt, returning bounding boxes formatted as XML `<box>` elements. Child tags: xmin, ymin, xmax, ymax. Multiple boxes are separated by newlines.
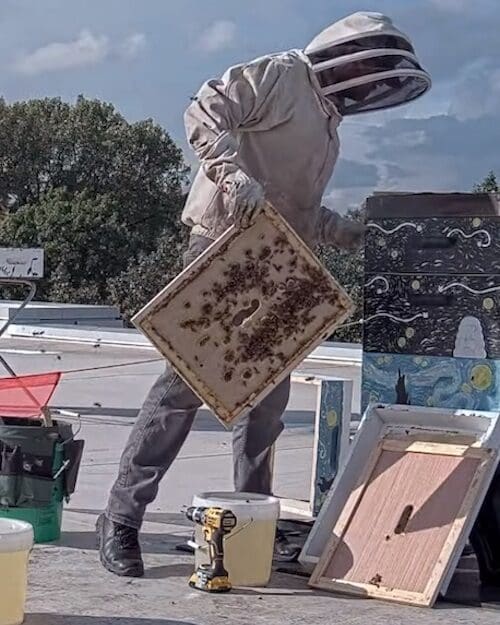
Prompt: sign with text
<box><xmin>0</xmin><ymin>248</ymin><xmax>44</xmax><ymax>279</ymax></box>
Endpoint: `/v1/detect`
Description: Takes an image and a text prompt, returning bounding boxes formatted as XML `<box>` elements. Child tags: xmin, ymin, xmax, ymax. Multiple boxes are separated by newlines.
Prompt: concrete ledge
<box><xmin>0</xmin><ymin>300</ymin><xmax>123</xmax><ymax>325</ymax></box>
<box><xmin>6</xmin><ymin>323</ymin><xmax>151</xmax><ymax>347</ymax></box>
<box><xmin>6</xmin><ymin>323</ymin><xmax>363</xmax><ymax>364</ymax></box>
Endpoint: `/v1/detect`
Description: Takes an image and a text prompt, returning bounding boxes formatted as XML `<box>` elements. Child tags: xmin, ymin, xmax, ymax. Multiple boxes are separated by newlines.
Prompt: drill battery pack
<box><xmin>189</xmin><ymin>564</ymin><xmax>232</xmax><ymax>593</ymax></box>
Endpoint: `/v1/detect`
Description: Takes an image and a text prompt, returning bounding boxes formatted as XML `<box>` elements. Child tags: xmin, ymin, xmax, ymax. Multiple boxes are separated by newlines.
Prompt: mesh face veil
<box><xmin>304</xmin><ymin>12</ymin><xmax>431</xmax><ymax>115</ymax></box>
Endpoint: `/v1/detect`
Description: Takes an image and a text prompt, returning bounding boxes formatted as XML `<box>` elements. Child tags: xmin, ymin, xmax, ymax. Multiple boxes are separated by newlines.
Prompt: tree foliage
<box><xmin>108</xmin><ymin>226</ymin><xmax>189</xmax><ymax>319</ymax></box>
<box><xmin>0</xmin><ymin>96</ymin><xmax>189</xmax><ymax>317</ymax></box>
<box><xmin>317</xmin><ymin>208</ymin><xmax>364</xmax><ymax>344</ymax></box>
<box><xmin>473</xmin><ymin>171</ymin><xmax>499</xmax><ymax>192</ymax></box>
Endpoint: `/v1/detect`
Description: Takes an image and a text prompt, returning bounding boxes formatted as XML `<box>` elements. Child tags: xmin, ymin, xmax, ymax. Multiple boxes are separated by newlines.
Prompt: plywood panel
<box><xmin>132</xmin><ymin>205</ymin><xmax>354</xmax><ymax>426</ymax></box>
<box><xmin>322</xmin><ymin>449</ymin><xmax>481</xmax><ymax>594</ymax></box>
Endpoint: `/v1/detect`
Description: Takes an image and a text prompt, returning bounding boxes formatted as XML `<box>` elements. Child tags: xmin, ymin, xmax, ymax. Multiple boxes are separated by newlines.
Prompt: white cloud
<box><xmin>15</xmin><ymin>30</ymin><xmax>109</xmax><ymax>75</ymax></box>
<box><xmin>363</xmin><ymin>114</ymin><xmax>500</xmax><ymax>194</ymax></box>
<box><xmin>450</xmin><ymin>60</ymin><xmax>500</xmax><ymax>121</ymax></box>
<box><xmin>118</xmin><ymin>33</ymin><xmax>146</xmax><ymax>60</ymax></box>
<box><xmin>323</xmin><ymin>186</ymin><xmax>371</xmax><ymax>214</ymax></box>
<box><xmin>199</xmin><ymin>20</ymin><xmax>237</xmax><ymax>53</ymax></box>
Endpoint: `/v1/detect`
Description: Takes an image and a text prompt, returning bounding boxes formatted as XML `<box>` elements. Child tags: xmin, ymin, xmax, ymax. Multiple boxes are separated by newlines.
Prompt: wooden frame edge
<box><xmin>311</xmin><ymin>577</ymin><xmax>432</xmax><ymax>607</ymax></box>
<box><xmin>381</xmin><ymin>438</ymin><xmax>490</xmax><ymax>458</ymax></box>
<box><xmin>422</xmin><ymin>450</ymin><xmax>492</xmax><ymax>605</ymax></box>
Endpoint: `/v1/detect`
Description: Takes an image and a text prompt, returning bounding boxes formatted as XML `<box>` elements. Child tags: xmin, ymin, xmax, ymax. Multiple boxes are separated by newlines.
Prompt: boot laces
<box><xmin>116</xmin><ymin>525</ymin><xmax>139</xmax><ymax>551</ymax></box>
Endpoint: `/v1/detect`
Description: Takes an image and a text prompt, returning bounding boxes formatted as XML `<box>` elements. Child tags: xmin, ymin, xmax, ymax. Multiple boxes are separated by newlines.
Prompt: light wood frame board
<box><xmin>309</xmin><ymin>434</ymin><xmax>495</xmax><ymax>607</ymax></box>
<box><xmin>132</xmin><ymin>204</ymin><xmax>355</xmax><ymax>427</ymax></box>
<box><xmin>273</xmin><ymin>375</ymin><xmax>352</xmax><ymax>519</ymax></box>
<box><xmin>300</xmin><ymin>404</ymin><xmax>500</xmax><ymax>576</ymax></box>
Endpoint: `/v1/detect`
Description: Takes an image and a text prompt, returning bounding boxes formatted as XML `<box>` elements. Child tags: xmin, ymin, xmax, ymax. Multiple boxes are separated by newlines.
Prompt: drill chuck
<box><xmin>185</xmin><ymin>506</ymin><xmax>205</xmax><ymax>524</ymax></box>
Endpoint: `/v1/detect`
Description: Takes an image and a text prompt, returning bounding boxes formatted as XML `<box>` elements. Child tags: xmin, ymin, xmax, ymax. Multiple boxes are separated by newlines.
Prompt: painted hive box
<box><xmin>132</xmin><ymin>204</ymin><xmax>355</xmax><ymax>426</ymax></box>
<box><xmin>363</xmin><ymin>274</ymin><xmax>500</xmax><ymax>359</ymax></box>
<box><xmin>364</xmin><ymin>216</ymin><xmax>500</xmax><ymax>275</ymax></box>
<box><xmin>362</xmin><ymin>353</ymin><xmax>500</xmax><ymax>414</ymax></box>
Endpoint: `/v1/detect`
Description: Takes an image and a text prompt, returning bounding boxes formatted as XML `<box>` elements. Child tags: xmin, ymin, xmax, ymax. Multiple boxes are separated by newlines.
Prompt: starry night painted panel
<box><xmin>362</xmin><ymin>352</ymin><xmax>500</xmax><ymax>415</ymax></box>
<box><xmin>363</xmin><ymin>274</ymin><xmax>500</xmax><ymax>358</ymax></box>
<box><xmin>312</xmin><ymin>379</ymin><xmax>345</xmax><ymax>517</ymax></box>
<box><xmin>365</xmin><ymin>217</ymin><xmax>500</xmax><ymax>275</ymax></box>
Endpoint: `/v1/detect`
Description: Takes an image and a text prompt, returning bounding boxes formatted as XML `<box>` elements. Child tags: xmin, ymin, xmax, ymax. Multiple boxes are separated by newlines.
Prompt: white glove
<box><xmin>317</xmin><ymin>206</ymin><xmax>366</xmax><ymax>250</ymax></box>
<box><xmin>224</xmin><ymin>171</ymin><xmax>266</xmax><ymax>230</ymax></box>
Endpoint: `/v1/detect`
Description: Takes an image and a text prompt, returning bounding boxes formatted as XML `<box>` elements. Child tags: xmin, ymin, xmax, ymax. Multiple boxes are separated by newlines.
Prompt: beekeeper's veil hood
<box><xmin>305</xmin><ymin>12</ymin><xmax>431</xmax><ymax>115</ymax></box>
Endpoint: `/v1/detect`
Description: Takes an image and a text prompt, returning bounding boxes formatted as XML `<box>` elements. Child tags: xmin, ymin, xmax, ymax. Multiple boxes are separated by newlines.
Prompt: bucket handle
<box><xmin>189</xmin><ymin>518</ymin><xmax>254</xmax><ymax>552</ymax></box>
<box><xmin>225</xmin><ymin>518</ymin><xmax>253</xmax><ymax>542</ymax></box>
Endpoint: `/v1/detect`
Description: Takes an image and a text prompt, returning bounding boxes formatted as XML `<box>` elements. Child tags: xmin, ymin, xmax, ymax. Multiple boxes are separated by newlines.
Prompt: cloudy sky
<box><xmin>0</xmin><ymin>0</ymin><xmax>498</xmax><ymax>211</ymax></box>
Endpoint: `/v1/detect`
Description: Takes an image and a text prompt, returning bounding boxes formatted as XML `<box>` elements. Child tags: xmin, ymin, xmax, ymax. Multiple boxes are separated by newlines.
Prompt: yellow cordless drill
<box><xmin>185</xmin><ymin>506</ymin><xmax>237</xmax><ymax>593</ymax></box>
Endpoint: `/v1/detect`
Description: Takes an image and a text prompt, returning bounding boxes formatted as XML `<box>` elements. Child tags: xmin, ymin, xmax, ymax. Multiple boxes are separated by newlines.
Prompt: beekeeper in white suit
<box><xmin>99</xmin><ymin>11</ymin><xmax>431</xmax><ymax>578</ymax></box>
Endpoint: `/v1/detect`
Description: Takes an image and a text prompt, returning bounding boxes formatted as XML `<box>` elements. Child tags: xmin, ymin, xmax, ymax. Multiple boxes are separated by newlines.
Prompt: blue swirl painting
<box><xmin>313</xmin><ymin>379</ymin><xmax>344</xmax><ymax>516</ymax></box>
<box><xmin>362</xmin><ymin>352</ymin><xmax>500</xmax><ymax>414</ymax></box>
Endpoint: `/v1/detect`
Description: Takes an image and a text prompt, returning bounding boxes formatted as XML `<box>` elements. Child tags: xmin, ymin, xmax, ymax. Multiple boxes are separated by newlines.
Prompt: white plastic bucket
<box><xmin>0</xmin><ymin>519</ymin><xmax>34</xmax><ymax>625</ymax></box>
<box><xmin>192</xmin><ymin>491</ymin><xmax>280</xmax><ymax>587</ymax></box>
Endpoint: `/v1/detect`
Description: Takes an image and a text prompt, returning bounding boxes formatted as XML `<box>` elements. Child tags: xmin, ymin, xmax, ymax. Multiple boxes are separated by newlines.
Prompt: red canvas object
<box><xmin>0</xmin><ymin>372</ymin><xmax>61</xmax><ymax>418</ymax></box>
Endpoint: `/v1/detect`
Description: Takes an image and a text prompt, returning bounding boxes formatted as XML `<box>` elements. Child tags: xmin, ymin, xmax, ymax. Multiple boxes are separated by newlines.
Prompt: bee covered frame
<box><xmin>132</xmin><ymin>204</ymin><xmax>355</xmax><ymax>427</ymax></box>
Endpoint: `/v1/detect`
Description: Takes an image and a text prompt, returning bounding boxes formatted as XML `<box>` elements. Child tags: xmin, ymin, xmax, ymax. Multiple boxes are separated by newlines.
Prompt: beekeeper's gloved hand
<box><xmin>224</xmin><ymin>171</ymin><xmax>266</xmax><ymax>230</ymax></box>
<box><xmin>316</xmin><ymin>205</ymin><xmax>366</xmax><ymax>250</ymax></box>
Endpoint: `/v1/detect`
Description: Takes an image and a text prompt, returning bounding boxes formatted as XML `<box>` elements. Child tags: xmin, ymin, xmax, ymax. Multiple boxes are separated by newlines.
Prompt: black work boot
<box><xmin>96</xmin><ymin>514</ymin><xmax>144</xmax><ymax>577</ymax></box>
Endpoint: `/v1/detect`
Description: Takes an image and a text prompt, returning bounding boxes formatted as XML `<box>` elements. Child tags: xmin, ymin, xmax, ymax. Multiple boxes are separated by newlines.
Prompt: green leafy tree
<box><xmin>473</xmin><ymin>171</ymin><xmax>499</xmax><ymax>192</ymax></box>
<box><xmin>317</xmin><ymin>207</ymin><xmax>364</xmax><ymax>344</ymax></box>
<box><xmin>0</xmin><ymin>190</ymin><xmax>156</xmax><ymax>302</ymax></box>
<box><xmin>108</xmin><ymin>226</ymin><xmax>189</xmax><ymax>321</ymax></box>
<box><xmin>0</xmin><ymin>96</ymin><xmax>189</xmax><ymax>312</ymax></box>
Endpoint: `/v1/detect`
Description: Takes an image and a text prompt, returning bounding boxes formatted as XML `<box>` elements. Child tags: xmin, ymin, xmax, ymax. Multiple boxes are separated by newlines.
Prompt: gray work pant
<box><xmin>106</xmin><ymin>234</ymin><xmax>290</xmax><ymax>530</ymax></box>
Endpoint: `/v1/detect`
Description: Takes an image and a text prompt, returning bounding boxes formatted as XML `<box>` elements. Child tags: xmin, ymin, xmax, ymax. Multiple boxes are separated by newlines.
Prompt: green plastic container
<box><xmin>0</xmin><ymin>499</ymin><xmax>63</xmax><ymax>543</ymax></box>
<box><xmin>0</xmin><ymin>444</ymin><xmax>65</xmax><ymax>543</ymax></box>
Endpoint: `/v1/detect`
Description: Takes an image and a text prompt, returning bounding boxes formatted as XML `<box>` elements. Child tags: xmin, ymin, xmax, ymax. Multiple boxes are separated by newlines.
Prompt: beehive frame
<box><xmin>132</xmin><ymin>204</ymin><xmax>355</xmax><ymax>427</ymax></box>
<box><xmin>309</xmin><ymin>435</ymin><xmax>494</xmax><ymax>607</ymax></box>
<box><xmin>300</xmin><ymin>405</ymin><xmax>500</xmax><ymax>573</ymax></box>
